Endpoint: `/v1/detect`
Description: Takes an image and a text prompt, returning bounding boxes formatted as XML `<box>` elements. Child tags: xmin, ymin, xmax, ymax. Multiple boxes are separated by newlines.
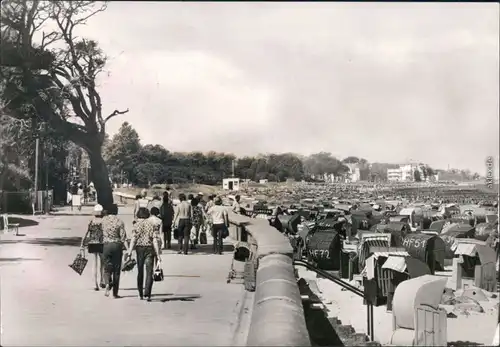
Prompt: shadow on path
<box><xmin>187</xmin><ymin>243</ymin><xmax>234</xmax><ymax>255</ymax></box>
<box><xmin>0</xmin><ymin>257</ymin><xmax>42</xmax><ymax>262</ymax></box>
<box><xmin>2</xmin><ymin>217</ymin><xmax>39</xmax><ymax>228</ymax></box>
<box><xmin>158</xmin><ymin>294</ymin><xmax>201</xmax><ymax>302</ymax></box>
<box><xmin>117</xmin><ymin>292</ymin><xmax>201</xmax><ymax>302</ymax></box>
<box><xmin>0</xmin><ymin>236</ymin><xmax>82</xmax><ymax>247</ymax></box>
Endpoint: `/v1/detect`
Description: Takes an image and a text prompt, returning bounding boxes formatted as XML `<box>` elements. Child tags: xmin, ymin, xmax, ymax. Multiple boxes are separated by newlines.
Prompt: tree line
<box><xmin>102</xmin><ymin>122</ymin><xmax>432</xmax><ymax>186</ymax></box>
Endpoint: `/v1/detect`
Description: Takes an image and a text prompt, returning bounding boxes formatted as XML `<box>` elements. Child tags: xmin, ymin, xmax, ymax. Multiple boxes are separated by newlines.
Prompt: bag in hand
<box><xmin>69</xmin><ymin>250</ymin><xmax>88</xmax><ymax>275</ymax></box>
<box><xmin>122</xmin><ymin>254</ymin><xmax>137</xmax><ymax>272</ymax></box>
<box><xmin>199</xmin><ymin>231</ymin><xmax>208</xmax><ymax>245</ymax></box>
<box><xmin>173</xmin><ymin>228</ymin><xmax>179</xmax><ymax>240</ymax></box>
<box><xmin>222</xmin><ymin>225</ymin><xmax>229</xmax><ymax>239</ymax></box>
<box><xmin>153</xmin><ymin>264</ymin><xmax>164</xmax><ymax>282</ymax></box>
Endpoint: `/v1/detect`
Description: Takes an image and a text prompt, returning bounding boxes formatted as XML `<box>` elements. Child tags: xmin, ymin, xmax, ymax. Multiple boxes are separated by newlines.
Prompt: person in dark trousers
<box><xmin>172</xmin><ymin>193</ymin><xmax>192</xmax><ymax>255</ymax></box>
<box><xmin>207</xmin><ymin>197</ymin><xmax>229</xmax><ymax>255</ymax></box>
<box><xmin>160</xmin><ymin>195</ymin><xmax>174</xmax><ymax>249</ymax></box>
<box><xmin>127</xmin><ymin>207</ymin><xmax>161</xmax><ymax>302</ymax></box>
<box><xmin>101</xmin><ymin>204</ymin><xmax>129</xmax><ymax>298</ymax></box>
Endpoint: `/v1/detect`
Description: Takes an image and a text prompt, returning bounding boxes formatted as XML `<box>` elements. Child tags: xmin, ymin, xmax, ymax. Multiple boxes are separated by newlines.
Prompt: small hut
<box><xmin>453</xmin><ymin>239</ymin><xmax>497</xmax><ymax>290</ymax></box>
<box><xmin>361</xmin><ymin>246</ymin><xmax>431</xmax><ymax>307</ymax></box>
<box><xmin>440</xmin><ymin>224</ymin><xmax>475</xmax><ymax>259</ymax></box>
<box><xmin>402</xmin><ymin>233</ymin><xmax>446</xmax><ymax>274</ymax></box>
<box><xmin>428</xmin><ymin>220</ymin><xmax>446</xmax><ymax>234</ymax></box>
<box><xmin>306</xmin><ymin>229</ymin><xmax>343</xmax><ymax>271</ymax></box>
<box><xmin>357</xmin><ymin>233</ymin><xmax>392</xmax><ymax>273</ymax></box>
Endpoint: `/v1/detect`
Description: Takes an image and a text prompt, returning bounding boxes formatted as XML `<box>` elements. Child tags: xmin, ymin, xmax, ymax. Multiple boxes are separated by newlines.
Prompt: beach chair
<box><xmin>2</xmin><ymin>214</ymin><xmax>20</xmax><ymax>236</ymax></box>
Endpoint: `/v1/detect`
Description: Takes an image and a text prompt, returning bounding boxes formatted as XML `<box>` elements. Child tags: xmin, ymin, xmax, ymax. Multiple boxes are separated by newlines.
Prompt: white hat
<box><xmin>198</xmin><ymin>192</ymin><xmax>204</xmax><ymax>196</ymax></box>
<box><xmin>93</xmin><ymin>204</ymin><xmax>103</xmax><ymax>214</ymax></box>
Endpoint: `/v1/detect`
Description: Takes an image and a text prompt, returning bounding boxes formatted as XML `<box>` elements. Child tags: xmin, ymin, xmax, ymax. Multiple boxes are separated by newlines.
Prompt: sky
<box><xmin>71</xmin><ymin>2</ymin><xmax>498</xmax><ymax>174</ymax></box>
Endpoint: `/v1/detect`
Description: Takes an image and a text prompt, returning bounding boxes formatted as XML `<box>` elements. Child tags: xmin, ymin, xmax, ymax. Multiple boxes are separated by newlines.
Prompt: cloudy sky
<box><xmin>76</xmin><ymin>2</ymin><xmax>498</xmax><ymax>174</ymax></box>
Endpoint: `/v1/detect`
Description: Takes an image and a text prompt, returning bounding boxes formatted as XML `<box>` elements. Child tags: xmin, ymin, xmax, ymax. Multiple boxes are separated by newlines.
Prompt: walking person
<box><xmin>172</xmin><ymin>193</ymin><xmax>192</xmax><ymax>255</ymax></box>
<box><xmin>80</xmin><ymin>204</ymin><xmax>105</xmax><ymax>290</ymax></box>
<box><xmin>134</xmin><ymin>189</ymin><xmax>149</xmax><ymax>218</ymax></box>
<box><xmin>232</xmin><ymin>195</ymin><xmax>242</xmax><ymax>214</ymax></box>
<box><xmin>160</xmin><ymin>195</ymin><xmax>174</xmax><ymax>249</ymax></box>
<box><xmin>29</xmin><ymin>188</ymin><xmax>36</xmax><ymax>216</ymax></box>
<box><xmin>127</xmin><ymin>207</ymin><xmax>161</xmax><ymax>302</ymax></box>
<box><xmin>190</xmin><ymin>197</ymin><xmax>205</xmax><ymax>249</ymax></box>
<box><xmin>207</xmin><ymin>197</ymin><xmax>229</xmax><ymax>255</ymax></box>
<box><xmin>149</xmin><ymin>194</ymin><xmax>162</xmax><ymax>211</ymax></box>
<box><xmin>102</xmin><ymin>204</ymin><xmax>129</xmax><ymax>298</ymax></box>
<box><xmin>148</xmin><ymin>207</ymin><xmax>163</xmax><ymax>264</ymax></box>
<box><xmin>205</xmin><ymin>194</ymin><xmax>215</xmax><ymax>213</ymax></box>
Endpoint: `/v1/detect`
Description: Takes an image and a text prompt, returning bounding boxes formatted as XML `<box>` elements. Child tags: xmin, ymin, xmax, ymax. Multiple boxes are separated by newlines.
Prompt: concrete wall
<box><xmin>229</xmin><ymin>213</ymin><xmax>311</xmax><ymax>346</ymax></box>
<box><xmin>113</xmin><ymin>192</ymin><xmax>311</xmax><ymax>346</ymax></box>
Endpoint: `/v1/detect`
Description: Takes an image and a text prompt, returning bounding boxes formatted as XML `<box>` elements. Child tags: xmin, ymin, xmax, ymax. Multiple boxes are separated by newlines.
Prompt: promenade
<box><xmin>0</xmin><ymin>206</ymin><xmax>248</xmax><ymax>346</ymax></box>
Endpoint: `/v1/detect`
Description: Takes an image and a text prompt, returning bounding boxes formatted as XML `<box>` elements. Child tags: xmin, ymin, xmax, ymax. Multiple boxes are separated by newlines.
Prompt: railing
<box><xmin>229</xmin><ymin>212</ymin><xmax>311</xmax><ymax>346</ymax></box>
<box><xmin>293</xmin><ymin>259</ymin><xmax>375</xmax><ymax>342</ymax></box>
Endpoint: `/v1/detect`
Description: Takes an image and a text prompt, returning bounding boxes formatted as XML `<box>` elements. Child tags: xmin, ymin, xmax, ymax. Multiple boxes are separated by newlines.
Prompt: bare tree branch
<box><xmin>104</xmin><ymin>108</ymin><xmax>129</xmax><ymax>124</ymax></box>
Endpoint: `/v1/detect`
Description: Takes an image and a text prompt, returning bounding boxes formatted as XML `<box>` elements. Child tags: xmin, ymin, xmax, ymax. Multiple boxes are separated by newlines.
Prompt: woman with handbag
<box><xmin>102</xmin><ymin>204</ymin><xmax>129</xmax><ymax>298</ymax></box>
<box><xmin>127</xmin><ymin>207</ymin><xmax>161</xmax><ymax>302</ymax></box>
<box><xmin>207</xmin><ymin>197</ymin><xmax>229</xmax><ymax>255</ymax></box>
<box><xmin>80</xmin><ymin>204</ymin><xmax>105</xmax><ymax>290</ymax></box>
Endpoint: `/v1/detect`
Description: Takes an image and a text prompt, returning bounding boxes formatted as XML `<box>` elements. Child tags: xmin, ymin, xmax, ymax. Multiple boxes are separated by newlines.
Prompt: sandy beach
<box><xmin>298</xmin><ymin>268</ymin><xmax>498</xmax><ymax>345</ymax></box>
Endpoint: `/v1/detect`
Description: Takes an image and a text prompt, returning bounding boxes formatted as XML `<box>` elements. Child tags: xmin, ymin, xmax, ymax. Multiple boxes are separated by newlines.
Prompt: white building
<box><xmin>345</xmin><ymin>163</ymin><xmax>361</xmax><ymax>182</ymax></box>
<box><xmin>387</xmin><ymin>163</ymin><xmax>426</xmax><ymax>182</ymax></box>
<box><xmin>222</xmin><ymin>177</ymin><xmax>240</xmax><ymax>191</ymax></box>
<box><xmin>387</xmin><ymin>168</ymin><xmax>403</xmax><ymax>181</ymax></box>
<box><xmin>259</xmin><ymin>179</ymin><xmax>269</xmax><ymax>184</ymax></box>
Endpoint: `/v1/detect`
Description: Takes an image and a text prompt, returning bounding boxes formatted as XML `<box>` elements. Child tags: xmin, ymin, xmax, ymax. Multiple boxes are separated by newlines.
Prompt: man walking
<box><xmin>160</xmin><ymin>195</ymin><xmax>175</xmax><ymax>249</ymax></box>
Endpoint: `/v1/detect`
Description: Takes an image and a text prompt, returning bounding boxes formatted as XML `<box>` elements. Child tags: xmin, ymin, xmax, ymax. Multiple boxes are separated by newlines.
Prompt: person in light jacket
<box><xmin>207</xmin><ymin>197</ymin><xmax>229</xmax><ymax>255</ymax></box>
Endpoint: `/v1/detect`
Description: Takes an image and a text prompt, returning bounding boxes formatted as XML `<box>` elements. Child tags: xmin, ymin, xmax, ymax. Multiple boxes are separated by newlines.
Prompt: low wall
<box><xmin>113</xmin><ymin>191</ymin><xmax>141</xmax><ymax>205</ymax></box>
<box><xmin>113</xmin><ymin>192</ymin><xmax>311</xmax><ymax>346</ymax></box>
<box><xmin>229</xmin><ymin>213</ymin><xmax>311</xmax><ymax>346</ymax></box>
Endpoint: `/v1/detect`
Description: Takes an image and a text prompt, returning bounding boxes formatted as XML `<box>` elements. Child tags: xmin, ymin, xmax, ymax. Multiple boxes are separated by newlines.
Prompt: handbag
<box><xmin>153</xmin><ymin>264</ymin><xmax>164</xmax><ymax>282</ymax></box>
<box><xmin>222</xmin><ymin>225</ymin><xmax>229</xmax><ymax>239</ymax></box>
<box><xmin>69</xmin><ymin>249</ymin><xmax>88</xmax><ymax>275</ymax></box>
<box><xmin>199</xmin><ymin>231</ymin><xmax>207</xmax><ymax>245</ymax></box>
<box><xmin>122</xmin><ymin>254</ymin><xmax>137</xmax><ymax>272</ymax></box>
<box><xmin>173</xmin><ymin>228</ymin><xmax>179</xmax><ymax>240</ymax></box>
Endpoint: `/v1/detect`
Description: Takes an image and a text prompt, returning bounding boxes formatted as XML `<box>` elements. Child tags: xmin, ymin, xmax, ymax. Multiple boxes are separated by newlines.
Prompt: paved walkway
<box><xmin>0</xmin><ymin>207</ymin><xmax>247</xmax><ymax>346</ymax></box>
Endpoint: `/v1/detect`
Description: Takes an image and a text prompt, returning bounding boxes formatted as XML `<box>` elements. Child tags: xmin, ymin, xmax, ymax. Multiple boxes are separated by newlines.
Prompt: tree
<box><xmin>105</xmin><ymin>122</ymin><xmax>141</xmax><ymax>182</ymax></box>
<box><xmin>413</xmin><ymin>170</ymin><xmax>422</xmax><ymax>182</ymax></box>
<box><xmin>342</xmin><ymin>156</ymin><xmax>360</xmax><ymax>164</ymax></box>
<box><xmin>0</xmin><ymin>115</ymin><xmax>32</xmax><ymax>190</ymax></box>
<box><xmin>1</xmin><ymin>1</ymin><xmax>128</xmax><ymax>209</ymax></box>
<box><xmin>420</xmin><ymin>165</ymin><xmax>428</xmax><ymax>181</ymax></box>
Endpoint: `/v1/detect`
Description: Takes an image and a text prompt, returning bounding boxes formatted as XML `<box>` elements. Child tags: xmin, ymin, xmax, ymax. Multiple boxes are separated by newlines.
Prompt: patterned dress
<box><xmin>132</xmin><ymin>219</ymin><xmax>158</xmax><ymax>247</ymax></box>
<box><xmin>102</xmin><ymin>215</ymin><xmax>127</xmax><ymax>244</ymax></box>
<box><xmin>192</xmin><ymin>205</ymin><xmax>204</xmax><ymax>227</ymax></box>
<box><xmin>85</xmin><ymin>218</ymin><xmax>104</xmax><ymax>245</ymax></box>
<box><xmin>146</xmin><ymin>216</ymin><xmax>163</xmax><ymax>253</ymax></box>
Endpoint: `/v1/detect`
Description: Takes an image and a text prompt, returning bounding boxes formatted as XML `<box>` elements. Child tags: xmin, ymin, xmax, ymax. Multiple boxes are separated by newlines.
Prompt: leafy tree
<box><xmin>104</xmin><ymin>122</ymin><xmax>141</xmax><ymax>182</ymax></box>
<box><xmin>342</xmin><ymin>156</ymin><xmax>360</xmax><ymax>164</ymax></box>
<box><xmin>0</xmin><ymin>115</ymin><xmax>31</xmax><ymax>190</ymax></box>
<box><xmin>1</xmin><ymin>0</ymin><xmax>128</xmax><ymax>209</ymax></box>
<box><xmin>413</xmin><ymin>170</ymin><xmax>422</xmax><ymax>182</ymax></box>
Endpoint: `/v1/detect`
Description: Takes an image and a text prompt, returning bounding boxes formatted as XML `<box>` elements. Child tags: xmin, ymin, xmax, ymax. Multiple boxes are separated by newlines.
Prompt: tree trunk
<box><xmin>88</xmin><ymin>147</ymin><xmax>114</xmax><ymax>211</ymax></box>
